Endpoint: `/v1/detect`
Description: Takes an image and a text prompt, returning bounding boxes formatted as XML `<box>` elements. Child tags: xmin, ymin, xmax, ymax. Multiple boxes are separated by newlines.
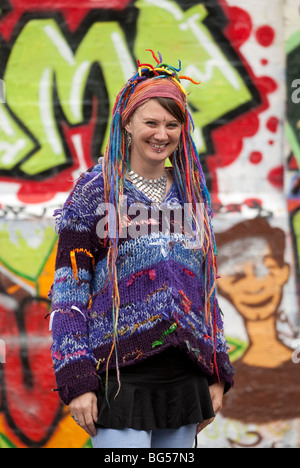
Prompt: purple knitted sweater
<box><xmin>49</xmin><ymin>163</ymin><xmax>234</xmax><ymax>405</ymax></box>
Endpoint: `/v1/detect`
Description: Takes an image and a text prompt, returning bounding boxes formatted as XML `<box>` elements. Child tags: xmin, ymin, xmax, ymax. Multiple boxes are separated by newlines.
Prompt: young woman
<box><xmin>49</xmin><ymin>51</ymin><xmax>234</xmax><ymax>448</ymax></box>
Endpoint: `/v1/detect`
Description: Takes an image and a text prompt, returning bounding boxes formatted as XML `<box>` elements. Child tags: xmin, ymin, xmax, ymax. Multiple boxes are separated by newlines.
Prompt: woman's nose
<box><xmin>154</xmin><ymin>125</ymin><xmax>168</xmax><ymax>140</ymax></box>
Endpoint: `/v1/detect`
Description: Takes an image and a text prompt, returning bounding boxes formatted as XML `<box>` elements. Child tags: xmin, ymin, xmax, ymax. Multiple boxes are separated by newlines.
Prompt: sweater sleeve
<box><xmin>48</xmin><ymin>192</ymin><xmax>99</xmax><ymax>405</ymax></box>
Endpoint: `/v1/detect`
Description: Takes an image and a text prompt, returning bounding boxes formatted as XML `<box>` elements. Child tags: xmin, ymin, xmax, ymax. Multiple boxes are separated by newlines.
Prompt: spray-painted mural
<box><xmin>0</xmin><ymin>0</ymin><xmax>299</xmax><ymax>448</ymax></box>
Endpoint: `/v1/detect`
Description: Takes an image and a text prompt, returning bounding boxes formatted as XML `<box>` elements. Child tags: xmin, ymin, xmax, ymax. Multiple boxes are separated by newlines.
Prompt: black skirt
<box><xmin>95</xmin><ymin>347</ymin><xmax>215</xmax><ymax>430</ymax></box>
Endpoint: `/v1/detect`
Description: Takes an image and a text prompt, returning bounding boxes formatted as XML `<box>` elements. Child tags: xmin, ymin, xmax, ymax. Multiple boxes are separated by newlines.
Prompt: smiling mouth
<box><xmin>148</xmin><ymin>142</ymin><xmax>168</xmax><ymax>152</ymax></box>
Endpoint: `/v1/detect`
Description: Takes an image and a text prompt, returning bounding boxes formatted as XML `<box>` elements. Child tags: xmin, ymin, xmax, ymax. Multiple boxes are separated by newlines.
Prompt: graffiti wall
<box><xmin>0</xmin><ymin>0</ymin><xmax>299</xmax><ymax>448</ymax></box>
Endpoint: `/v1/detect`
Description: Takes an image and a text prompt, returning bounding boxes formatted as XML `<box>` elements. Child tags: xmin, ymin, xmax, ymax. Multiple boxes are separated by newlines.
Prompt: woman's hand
<box><xmin>196</xmin><ymin>381</ymin><xmax>225</xmax><ymax>435</ymax></box>
<box><xmin>69</xmin><ymin>392</ymin><xmax>98</xmax><ymax>437</ymax></box>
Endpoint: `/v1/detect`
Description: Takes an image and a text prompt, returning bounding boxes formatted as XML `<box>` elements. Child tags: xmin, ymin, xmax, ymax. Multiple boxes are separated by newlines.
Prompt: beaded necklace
<box><xmin>128</xmin><ymin>169</ymin><xmax>167</xmax><ymax>203</ymax></box>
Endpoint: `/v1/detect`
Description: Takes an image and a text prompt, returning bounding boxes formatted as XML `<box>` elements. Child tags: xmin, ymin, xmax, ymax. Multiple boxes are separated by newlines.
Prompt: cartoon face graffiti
<box><xmin>216</xmin><ymin>234</ymin><xmax>290</xmax><ymax>321</ymax></box>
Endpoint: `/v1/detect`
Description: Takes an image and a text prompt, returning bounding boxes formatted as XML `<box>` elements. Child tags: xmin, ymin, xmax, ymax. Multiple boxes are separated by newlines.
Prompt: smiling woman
<box><xmin>122</xmin><ymin>77</ymin><xmax>186</xmax><ymax>181</ymax></box>
<box><xmin>124</xmin><ymin>99</ymin><xmax>182</xmax><ymax>198</ymax></box>
<box><xmin>122</xmin><ymin>95</ymin><xmax>186</xmax><ymax>203</ymax></box>
<box><xmin>49</xmin><ymin>50</ymin><xmax>234</xmax><ymax>449</ymax></box>
<box><xmin>126</xmin><ymin>99</ymin><xmax>182</xmax><ymax>162</ymax></box>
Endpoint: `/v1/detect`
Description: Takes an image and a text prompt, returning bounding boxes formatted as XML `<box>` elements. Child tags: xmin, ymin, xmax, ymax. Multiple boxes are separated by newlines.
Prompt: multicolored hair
<box><xmin>99</xmin><ymin>50</ymin><xmax>219</xmax><ymax>396</ymax></box>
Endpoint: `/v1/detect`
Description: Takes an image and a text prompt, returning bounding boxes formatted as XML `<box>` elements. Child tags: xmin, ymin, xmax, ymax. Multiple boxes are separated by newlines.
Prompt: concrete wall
<box><xmin>0</xmin><ymin>0</ymin><xmax>299</xmax><ymax>448</ymax></box>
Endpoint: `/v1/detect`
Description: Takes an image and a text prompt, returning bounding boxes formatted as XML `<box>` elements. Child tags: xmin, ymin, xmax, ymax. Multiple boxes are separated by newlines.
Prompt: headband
<box><xmin>121</xmin><ymin>77</ymin><xmax>186</xmax><ymax>125</ymax></box>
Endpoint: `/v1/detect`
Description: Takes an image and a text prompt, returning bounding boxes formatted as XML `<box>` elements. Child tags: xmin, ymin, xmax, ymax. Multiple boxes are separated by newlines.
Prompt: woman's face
<box><xmin>125</xmin><ymin>99</ymin><xmax>182</xmax><ymax>167</ymax></box>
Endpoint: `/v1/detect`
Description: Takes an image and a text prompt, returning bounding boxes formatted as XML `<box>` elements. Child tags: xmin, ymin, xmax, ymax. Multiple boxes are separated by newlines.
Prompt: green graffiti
<box><xmin>0</xmin><ymin>221</ymin><xmax>56</xmax><ymax>281</ymax></box>
<box><xmin>0</xmin><ymin>103</ymin><xmax>37</xmax><ymax>171</ymax></box>
<box><xmin>0</xmin><ymin>432</ymin><xmax>17</xmax><ymax>448</ymax></box>
<box><xmin>2</xmin><ymin>19</ymin><xmax>134</xmax><ymax>175</ymax></box>
<box><xmin>135</xmin><ymin>0</ymin><xmax>252</xmax><ymax>153</ymax></box>
<box><xmin>226</xmin><ymin>336</ymin><xmax>249</xmax><ymax>363</ymax></box>
<box><xmin>0</xmin><ymin>1</ymin><xmax>254</xmax><ymax>178</ymax></box>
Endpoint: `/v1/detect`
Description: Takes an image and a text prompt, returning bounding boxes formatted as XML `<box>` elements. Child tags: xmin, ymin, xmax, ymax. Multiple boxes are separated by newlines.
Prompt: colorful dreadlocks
<box><xmin>100</xmin><ymin>50</ymin><xmax>219</xmax><ymax>396</ymax></box>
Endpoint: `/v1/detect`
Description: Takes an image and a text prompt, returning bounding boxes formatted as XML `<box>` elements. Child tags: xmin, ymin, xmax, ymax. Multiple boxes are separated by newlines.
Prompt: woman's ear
<box><xmin>124</xmin><ymin>121</ymin><xmax>132</xmax><ymax>134</ymax></box>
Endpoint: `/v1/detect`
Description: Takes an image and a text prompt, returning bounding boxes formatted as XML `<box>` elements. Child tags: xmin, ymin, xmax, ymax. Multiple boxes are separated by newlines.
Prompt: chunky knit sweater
<box><xmin>49</xmin><ymin>163</ymin><xmax>234</xmax><ymax>405</ymax></box>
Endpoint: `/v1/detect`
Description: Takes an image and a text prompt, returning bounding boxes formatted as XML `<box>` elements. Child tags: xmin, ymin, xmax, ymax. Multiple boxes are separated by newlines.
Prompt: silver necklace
<box><xmin>128</xmin><ymin>169</ymin><xmax>167</xmax><ymax>203</ymax></box>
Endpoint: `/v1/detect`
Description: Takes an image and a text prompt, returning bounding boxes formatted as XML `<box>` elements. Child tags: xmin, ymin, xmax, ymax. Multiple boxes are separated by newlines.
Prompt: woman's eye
<box><xmin>144</xmin><ymin>121</ymin><xmax>179</xmax><ymax>128</ymax></box>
